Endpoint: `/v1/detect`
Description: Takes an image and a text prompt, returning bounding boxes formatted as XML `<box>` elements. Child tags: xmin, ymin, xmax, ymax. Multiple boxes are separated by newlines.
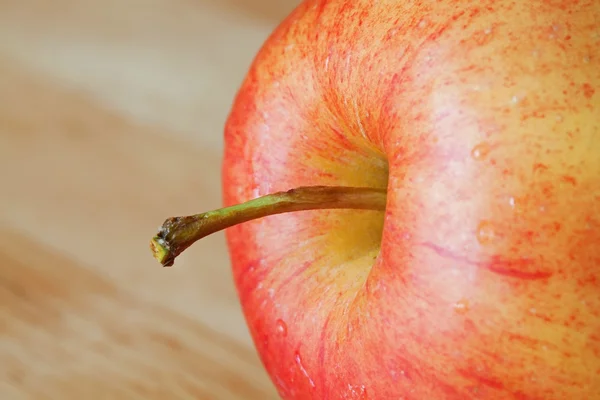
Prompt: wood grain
<box><xmin>0</xmin><ymin>229</ymin><xmax>272</xmax><ymax>399</ymax></box>
<box><xmin>0</xmin><ymin>0</ymin><xmax>299</xmax><ymax>398</ymax></box>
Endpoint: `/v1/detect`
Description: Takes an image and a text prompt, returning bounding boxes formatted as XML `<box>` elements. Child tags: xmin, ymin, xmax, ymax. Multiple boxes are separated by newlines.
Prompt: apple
<box><xmin>151</xmin><ymin>0</ymin><xmax>600</xmax><ymax>398</ymax></box>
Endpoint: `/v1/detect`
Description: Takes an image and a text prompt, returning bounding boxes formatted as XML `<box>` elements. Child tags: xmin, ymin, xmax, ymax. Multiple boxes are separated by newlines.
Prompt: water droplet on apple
<box><xmin>529</xmin><ymin>307</ymin><xmax>537</xmax><ymax>315</ymax></box>
<box><xmin>295</xmin><ymin>352</ymin><xmax>316</xmax><ymax>388</ymax></box>
<box><xmin>484</xmin><ymin>27</ymin><xmax>493</xmax><ymax>35</ymax></box>
<box><xmin>275</xmin><ymin>319</ymin><xmax>288</xmax><ymax>337</ymax></box>
<box><xmin>583</xmin><ymin>56</ymin><xmax>590</xmax><ymax>64</ymax></box>
<box><xmin>454</xmin><ymin>298</ymin><xmax>470</xmax><ymax>315</ymax></box>
<box><xmin>471</xmin><ymin>142</ymin><xmax>491</xmax><ymax>160</ymax></box>
<box><xmin>348</xmin><ymin>384</ymin><xmax>368</xmax><ymax>398</ymax></box>
<box><xmin>555</xmin><ymin>114</ymin><xmax>564</xmax><ymax>122</ymax></box>
<box><xmin>476</xmin><ymin>221</ymin><xmax>496</xmax><ymax>245</ymax></box>
<box><xmin>508</xmin><ymin>196</ymin><xmax>516</xmax><ymax>208</ymax></box>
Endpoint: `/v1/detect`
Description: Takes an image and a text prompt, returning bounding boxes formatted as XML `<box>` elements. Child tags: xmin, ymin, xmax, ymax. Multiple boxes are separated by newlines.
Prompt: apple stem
<box><xmin>150</xmin><ymin>185</ymin><xmax>387</xmax><ymax>267</ymax></box>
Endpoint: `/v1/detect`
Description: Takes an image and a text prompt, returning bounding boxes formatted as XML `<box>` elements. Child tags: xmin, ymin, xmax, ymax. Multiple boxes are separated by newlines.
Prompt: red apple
<box><xmin>152</xmin><ymin>0</ymin><xmax>600</xmax><ymax>398</ymax></box>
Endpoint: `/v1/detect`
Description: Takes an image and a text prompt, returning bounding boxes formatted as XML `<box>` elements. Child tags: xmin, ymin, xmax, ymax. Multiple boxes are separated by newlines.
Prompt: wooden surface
<box><xmin>0</xmin><ymin>1</ymin><xmax>299</xmax><ymax>398</ymax></box>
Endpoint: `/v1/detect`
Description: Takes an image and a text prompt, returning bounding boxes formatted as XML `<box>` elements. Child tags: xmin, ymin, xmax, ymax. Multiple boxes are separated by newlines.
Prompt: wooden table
<box><xmin>0</xmin><ymin>1</ymin><xmax>298</xmax><ymax>398</ymax></box>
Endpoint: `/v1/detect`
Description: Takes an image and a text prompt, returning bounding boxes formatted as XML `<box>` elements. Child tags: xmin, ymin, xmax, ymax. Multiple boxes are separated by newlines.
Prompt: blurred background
<box><xmin>0</xmin><ymin>0</ymin><xmax>299</xmax><ymax>398</ymax></box>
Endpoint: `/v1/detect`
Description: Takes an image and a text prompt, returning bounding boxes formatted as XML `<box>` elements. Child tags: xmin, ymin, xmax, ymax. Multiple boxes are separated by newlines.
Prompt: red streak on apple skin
<box><xmin>561</xmin><ymin>175</ymin><xmax>577</xmax><ymax>186</ymax></box>
<box><xmin>420</xmin><ymin>242</ymin><xmax>553</xmax><ymax>281</ymax></box>
<box><xmin>513</xmin><ymin>392</ymin><xmax>541</xmax><ymax>400</ymax></box>
<box><xmin>457</xmin><ymin>369</ymin><xmax>505</xmax><ymax>391</ymax></box>
<box><xmin>277</xmin><ymin>260</ymin><xmax>315</xmax><ymax>292</ymax></box>
<box><xmin>582</xmin><ymin>83</ymin><xmax>595</xmax><ymax>99</ymax></box>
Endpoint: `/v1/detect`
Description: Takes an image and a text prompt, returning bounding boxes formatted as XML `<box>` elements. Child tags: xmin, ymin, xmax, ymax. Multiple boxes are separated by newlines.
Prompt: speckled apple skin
<box><xmin>222</xmin><ymin>1</ymin><xmax>600</xmax><ymax>399</ymax></box>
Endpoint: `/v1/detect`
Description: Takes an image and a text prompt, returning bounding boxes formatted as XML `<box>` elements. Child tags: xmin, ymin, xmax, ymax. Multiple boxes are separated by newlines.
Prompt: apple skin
<box><xmin>221</xmin><ymin>1</ymin><xmax>600</xmax><ymax>399</ymax></box>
